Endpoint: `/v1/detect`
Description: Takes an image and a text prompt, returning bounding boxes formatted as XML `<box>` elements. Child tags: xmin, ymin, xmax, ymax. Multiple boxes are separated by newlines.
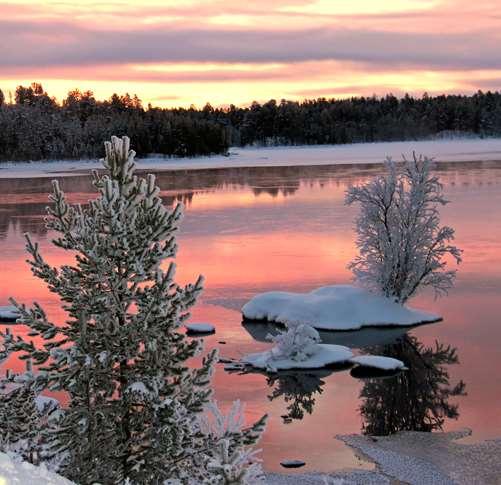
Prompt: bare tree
<box><xmin>345</xmin><ymin>154</ymin><xmax>462</xmax><ymax>303</ymax></box>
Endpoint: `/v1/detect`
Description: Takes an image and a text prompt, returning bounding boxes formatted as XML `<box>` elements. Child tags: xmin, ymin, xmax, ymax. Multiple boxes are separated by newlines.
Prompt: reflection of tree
<box><xmin>267</xmin><ymin>370</ymin><xmax>329</xmax><ymax>423</ymax></box>
<box><xmin>252</xmin><ymin>183</ymin><xmax>300</xmax><ymax>198</ymax></box>
<box><xmin>359</xmin><ymin>335</ymin><xmax>466</xmax><ymax>436</ymax></box>
<box><xmin>225</xmin><ymin>361</ymin><xmax>337</xmax><ymax>424</ymax></box>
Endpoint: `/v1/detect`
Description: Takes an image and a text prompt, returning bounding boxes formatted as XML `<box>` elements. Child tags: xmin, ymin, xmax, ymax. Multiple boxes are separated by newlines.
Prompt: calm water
<box><xmin>1</xmin><ymin>161</ymin><xmax>500</xmax><ymax>473</ymax></box>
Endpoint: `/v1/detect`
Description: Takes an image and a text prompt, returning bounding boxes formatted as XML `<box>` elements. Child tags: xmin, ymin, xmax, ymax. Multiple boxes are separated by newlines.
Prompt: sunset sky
<box><xmin>1</xmin><ymin>0</ymin><xmax>500</xmax><ymax>107</ymax></box>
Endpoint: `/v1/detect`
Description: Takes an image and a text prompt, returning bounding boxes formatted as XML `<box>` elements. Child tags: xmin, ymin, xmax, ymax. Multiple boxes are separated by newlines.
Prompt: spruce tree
<box><xmin>1</xmin><ymin>136</ymin><xmax>265</xmax><ymax>484</ymax></box>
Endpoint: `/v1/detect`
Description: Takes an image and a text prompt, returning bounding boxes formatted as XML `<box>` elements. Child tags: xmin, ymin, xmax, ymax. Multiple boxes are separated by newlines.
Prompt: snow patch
<box><xmin>126</xmin><ymin>382</ymin><xmax>150</xmax><ymax>396</ymax></box>
<box><xmin>34</xmin><ymin>395</ymin><xmax>60</xmax><ymax>414</ymax></box>
<box><xmin>242</xmin><ymin>285</ymin><xmax>440</xmax><ymax>331</ymax></box>
<box><xmin>242</xmin><ymin>344</ymin><xmax>353</xmax><ymax>371</ymax></box>
<box><xmin>0</xmin><ymin>452</ymin><xmax>75</xmax><ymax>484</ymax></box>
<box><xmin>339</xmin><ymin>430</ymin><xmax>501</xmax><ymax>485</ymax></box>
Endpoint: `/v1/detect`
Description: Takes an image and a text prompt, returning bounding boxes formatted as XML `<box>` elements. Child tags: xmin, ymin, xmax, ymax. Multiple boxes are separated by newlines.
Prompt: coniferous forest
<box><xmin>1</xmin><ymin>82</ymin><xmax>501</xmax><ymax>161</ymax></box>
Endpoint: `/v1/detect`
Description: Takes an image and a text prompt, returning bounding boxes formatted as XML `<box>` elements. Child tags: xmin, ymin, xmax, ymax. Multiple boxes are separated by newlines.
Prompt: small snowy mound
<box><xmin>242</xmin><ymin>344</ymin><xmax>353</xmax><ymax>371</ymax></box>
<box><xmin>185</xmin><ymin>323</ymin><xmax>216</xmax><ymax>334</ymax></box>
<box><xmin>280</xmin><ymin>459</ymin><xmax>306</xmax><ymax>468</ymax></box>
<box><xmin>242</xmin><ymin>285</ymin><xmax>440</xmax><ymax>330</ymax></box>
<box><xmin>0</xmin><ymin>452</ymin><xmax>75</xmax><ymax>484</ymax></box>
<box><xmin>350</xmin><ymin>355</ymin><xmax>406</xmax><ymax>370</ymax></box>
<box><xmin>0</xmin><ymin>305</ymin><xmax>20</xmax><ymax>322</ymax></box>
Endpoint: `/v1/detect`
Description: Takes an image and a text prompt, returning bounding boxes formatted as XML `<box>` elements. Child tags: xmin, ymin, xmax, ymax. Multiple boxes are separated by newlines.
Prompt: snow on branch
<box><xmin>345</xmin><ymin>153</ymin><xmax>462</xmax><ymax>303</ymax></box>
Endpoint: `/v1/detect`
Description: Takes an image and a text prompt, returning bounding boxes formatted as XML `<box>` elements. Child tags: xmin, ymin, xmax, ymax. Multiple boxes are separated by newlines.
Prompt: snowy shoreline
<box><xmin>6</xmin><ymin>428</ymin><xmax>499</xmax><ymax>485</ymax></box>
<box><xmin>1</xmin><ymin>138</ymin><xmax>501</xmax><ymax>179</ymax></box>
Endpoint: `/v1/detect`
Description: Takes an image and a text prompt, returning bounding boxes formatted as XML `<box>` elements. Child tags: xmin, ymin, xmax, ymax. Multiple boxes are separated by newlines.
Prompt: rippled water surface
<box><xmin>1</xmin><ymin>161</ymin><xmax>500</xmax><ymax>473</ymax></box>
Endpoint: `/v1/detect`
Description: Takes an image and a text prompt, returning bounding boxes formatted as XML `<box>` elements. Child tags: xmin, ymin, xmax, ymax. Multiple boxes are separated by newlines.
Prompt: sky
<box><xmin>0</xmin><ymin>0</ymin><xmax>500</xmax><ymax>107</ymax></box>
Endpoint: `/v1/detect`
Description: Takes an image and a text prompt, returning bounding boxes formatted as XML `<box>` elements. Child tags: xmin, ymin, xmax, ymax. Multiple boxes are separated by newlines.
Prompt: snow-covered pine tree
<box><xmin>0</xmin><ymin>136</ymin><xmax>266</xmax><ymax>484</ymax></box>
<box><xmin>345</xmin><ymin>153</ymin><xmax>462</xmax><ymax>303</ymax></box>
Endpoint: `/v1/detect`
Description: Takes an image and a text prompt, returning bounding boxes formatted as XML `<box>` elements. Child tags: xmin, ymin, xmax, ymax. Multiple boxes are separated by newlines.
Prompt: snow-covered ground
<box><xmin>1</xmin><ymin>138</ymin><xmax>501</xmax><ymax>178</ymax></box>
<box><xmin>0</xmin><ymin>453</ymin><xmax>74</xmax><ymax>484</ymax></box>
<box><xmin>339</xmin><ymin>429</ymin><xmax>501</xmax><ymax>485</ymax></box>
<box><xmin>242</xmin><ymin>285</ymin><xmax>440</xmax><ymax>331</ymax></box>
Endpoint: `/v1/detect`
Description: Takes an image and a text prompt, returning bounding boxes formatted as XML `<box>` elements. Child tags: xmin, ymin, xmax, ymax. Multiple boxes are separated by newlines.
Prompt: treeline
<box><xmin>0</xmin><ymin>83</ymin><xmax>228</xmax><ymax>161</ymax></box>
<box><xmin>1</xmin><ymin>83</ymin><xmax>501</xmax><ymax>161</ymax></box>
<box><xmin>217</xmin><ymin>92</ymin><xmax>501</xmax><ymax>146</ymax></box>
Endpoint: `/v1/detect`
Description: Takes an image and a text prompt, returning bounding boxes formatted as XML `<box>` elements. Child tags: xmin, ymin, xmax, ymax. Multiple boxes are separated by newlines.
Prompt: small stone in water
<box><xmin>280</xmin><ymin>459</ymin><xmax>306</xmax><ymax>468</ymax></box>
<box><xmin>185</xmin><ymin>323</ymin><xmax>215</xmax><ymax>334</ymax></box>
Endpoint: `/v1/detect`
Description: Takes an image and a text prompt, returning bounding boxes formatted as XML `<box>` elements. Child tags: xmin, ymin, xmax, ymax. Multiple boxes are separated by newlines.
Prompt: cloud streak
<box><xmin>1</xmin><ymin>0</ymin><xmax>500</xmax><ymax>106</ymax></box>
<box><xmin>1</xmin><ymin>20</ymin><xmax>500</xmax><ymax>71</ymax></box>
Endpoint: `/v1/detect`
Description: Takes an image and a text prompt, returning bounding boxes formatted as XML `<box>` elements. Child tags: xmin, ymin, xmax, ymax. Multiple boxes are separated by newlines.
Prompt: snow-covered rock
<box><xmin>280</xmin><ymin>459</ymin><xmax>306</xmax><ymax>468</ymax></box>
<box><xmin>0</xmin><ymin>305</ymin><xmax>20</xmax><ymax>322</ymax></box>
<box><xmin>350</xmin><ymin>355</ymin><xmax>406</xmax><ymax>370</ymax></box>
<box><xmin>242</xmin><ymin>344</ymin><xmax>353</xmax><ymax>371</ymax></box>
<box><xmin>0</xmin><ymin>452</ymin><xmax>75</xmax><ymax>484</ymax></box>
<box><xmin>242</xmin><ymin>285</ymin><xmax>440</xmax><ymax>331</ymax></box>
<box><xmin>185</xmin><ymin>323</ymin><xmax>216</xmax><ymax>334</ymax></box>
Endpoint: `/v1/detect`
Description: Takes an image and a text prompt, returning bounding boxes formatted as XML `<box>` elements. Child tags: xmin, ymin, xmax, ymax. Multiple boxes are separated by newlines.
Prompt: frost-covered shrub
<box><xmin>198</xmin><ymin>401</ymin><xmax>266</xmax><ymax>484</ymax></box>
<box><xmin>0</xmin><ymin>136</ymin><xmax>265</xmax><ymax>484</ymax></box>
<box><xmin>345</xmin><ymin>154</ymin><xmax>462</xmax><ymax>303</ymax></box>
<box><xmin>267</xmin><ymin>323</ymin><xmax>320</xmax><ymax>362</ymax></box>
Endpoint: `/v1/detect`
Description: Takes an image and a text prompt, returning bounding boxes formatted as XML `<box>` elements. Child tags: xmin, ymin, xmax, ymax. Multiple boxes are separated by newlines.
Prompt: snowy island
<box><xmin>242</xmin><ymin>285</ymin><xmax>441</xmax><ymax>331</ymax></box>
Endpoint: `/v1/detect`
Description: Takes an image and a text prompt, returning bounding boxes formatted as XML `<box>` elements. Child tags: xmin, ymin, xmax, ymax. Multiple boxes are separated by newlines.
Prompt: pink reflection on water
<box><xmin>1</xmin><ymin>162</ymin><xmax>501</xmax><ymax>472</ymax></box>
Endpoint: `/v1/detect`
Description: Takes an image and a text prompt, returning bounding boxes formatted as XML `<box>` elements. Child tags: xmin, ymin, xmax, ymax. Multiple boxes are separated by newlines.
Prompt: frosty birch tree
<box><xmin>345</xmin><ymin>154</ymin><xmax>462</xmax><ymax>303</ymax></box>
<box><xmin>0</xmin><ymin>136</ymin><xmax>265</xmax><ymax>484</ymax></box>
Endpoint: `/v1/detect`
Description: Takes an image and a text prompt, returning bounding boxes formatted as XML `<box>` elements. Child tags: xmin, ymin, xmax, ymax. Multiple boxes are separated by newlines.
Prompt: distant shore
<box><xmin>1</xmin><ymin>137</ymin><xmax>501</xmax><ymax>179</ymax></box>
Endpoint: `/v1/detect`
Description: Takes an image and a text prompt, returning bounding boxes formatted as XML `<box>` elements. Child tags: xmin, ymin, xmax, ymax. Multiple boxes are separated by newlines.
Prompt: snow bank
<box><xmin>185</xmin><ymin>323</ymin><xmax>216</xmax><ymax>334</ymax></box>
<box><xmin>339</xmin><ymin>429</ymin><xmax>501</xmax><ymax>485</ymax></box>
<box><xmin>349</xmin><ymin>355</ymin><xmax>406</xmax><ymax>370</ymax></box>
<box><xmin>242</xmin><ymin>285</ymin><xmax>440</xmax><ymax>331</ymax></box>
<box><xmin>0</xmin><ymin>305</ymin><xmax>19</xmax><ymax>322</ymax></box>
<box><xmin>242</xmin><ymin>344</ymin><xmax>353</xmax><ymax>371</ymax></box>
<box><xmin>0</xmin><ymin>453</ymin><xmax>74</xmax><ymax>484</ymax></box>
<box><xmin>1</xmin><ymin>138</ymin><xmax>501</xmax><ymax>178</ymax></box>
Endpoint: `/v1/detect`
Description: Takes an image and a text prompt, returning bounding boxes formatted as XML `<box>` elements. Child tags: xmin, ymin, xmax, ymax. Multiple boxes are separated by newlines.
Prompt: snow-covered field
<box><xmin>1</xmin><ymin>138</ymin><xmax>501</xmax><ymax>178</ymax></box>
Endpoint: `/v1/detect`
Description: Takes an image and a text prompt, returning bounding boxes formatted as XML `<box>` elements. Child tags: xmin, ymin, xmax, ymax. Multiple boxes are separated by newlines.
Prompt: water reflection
<box><xmin>243</xmin><ymin>320</ymin><xmax>410</xmax><ymax>350</ymax></box>
<box><xmin>1</xmin><ymin>160</ymin><xmax>499</xmax><ymax>472</ymax></box>
<box><xmin>242</xmin><ymin>321</ymin><xmax>466</xmax><ymax>434</ymax></box>
<box><xmin>267</xmin><ymin>370</ymin><xmax>330</xmax><ymax>423</ymax></box>
<box><xmin>358</xmin><ymin>335</ymin><xmax>466</xmax><ymax>436</ymax></box>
